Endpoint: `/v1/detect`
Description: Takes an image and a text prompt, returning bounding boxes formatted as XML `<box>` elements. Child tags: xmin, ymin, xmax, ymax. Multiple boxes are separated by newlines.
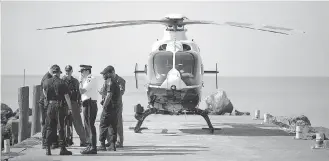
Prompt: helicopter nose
<box><xmin>160</xmin><ymin>69</ymin><xmax>187</xmax><ymax>90</ymax></box>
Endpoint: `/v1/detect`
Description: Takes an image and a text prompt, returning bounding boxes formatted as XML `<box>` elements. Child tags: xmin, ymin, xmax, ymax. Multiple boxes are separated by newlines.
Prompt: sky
<box><xmin>1</xmin><ymin>1</ymin><xmax>329</xmax><ymax>77</ymax></box>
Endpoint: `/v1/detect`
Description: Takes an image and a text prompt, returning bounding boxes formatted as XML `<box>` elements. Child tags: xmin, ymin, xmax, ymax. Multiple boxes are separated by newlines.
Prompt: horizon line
<box><xmin>1</xmin><ymin>74</ymin><xmax>329</xmax><ymax>78</ymax></box>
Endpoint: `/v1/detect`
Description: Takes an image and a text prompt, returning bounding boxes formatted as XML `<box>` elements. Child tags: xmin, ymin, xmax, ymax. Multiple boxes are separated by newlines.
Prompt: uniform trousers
<box><xmin>100</xmin><ymin>106</ymin><xmax>118</xmax><ymax>144</ymax></box>
<box><xmin>106</xmin><ymin>103</ymin><xmax>123</xmax><ymax>145</ymax></box>
<box><xmin>63</xmin><ymin>101</ymin><xmax>87</xmax><ymax>144</ymax></box>
<box><xmin>45</xmin><ymin>101</ymin><xmax>66</xmax><ymax>147</ymax></box>
<box><xmin>82</xmin><ymin>99</ymin><xmax>98</xmax><ymax>148</ymax></box>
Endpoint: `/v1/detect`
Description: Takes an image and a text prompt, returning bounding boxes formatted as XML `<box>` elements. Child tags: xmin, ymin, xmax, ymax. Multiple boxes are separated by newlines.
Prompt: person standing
<box><xmin>42</xmin><ymin>65</ymin><xmax>73</xmax><ymax>155</ymax></box>
<box><xmin>105</xmin><ymin>72</ymin><xmax>125</xmax><ymax>148</ymax></box>
<box><xmin>97</xmin><ymin>65</ymin><xmax>122</xmax><ymax>151</ymax></box>
<box><xmin>79</xmin><ymin>65</ymin><xmax>98</xmax><ymax>154</ymax></box>
<box><xmin>62</xmin><ymin>65</ymin><xmax>88</xmax><ymax>147</ymax></box>
<box><xmin>39</xmin><ymin>67</ymin><xmax>53</xmax><ymax>149</ymax></box>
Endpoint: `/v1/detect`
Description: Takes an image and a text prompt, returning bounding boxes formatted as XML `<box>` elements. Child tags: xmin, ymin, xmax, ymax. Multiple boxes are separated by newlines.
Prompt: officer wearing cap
<box><xmin>42</xmin><ymin>65</ymin><xmax>73</xmax><ymax>155</ymax></box>
<box><xmin>97</xmin><ymin>65</ymin><xmax>122</xmax><ymax>151</ymax></box>
<box><xmin>62</xmin><ymin>65</ymin><xmax>88</xmax><ymax>147</ymax></box>
<box><xmin>79</xmin><ymin>65</ymin><xmax>98</xmax><ymax>154</ymax></box>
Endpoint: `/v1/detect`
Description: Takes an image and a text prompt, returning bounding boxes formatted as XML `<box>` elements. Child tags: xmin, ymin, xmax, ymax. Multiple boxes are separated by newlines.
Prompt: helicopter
<box><xmin>37</xmin><ymin>14</ymin><xmax>303</xmax><ymax>133</ymax></box>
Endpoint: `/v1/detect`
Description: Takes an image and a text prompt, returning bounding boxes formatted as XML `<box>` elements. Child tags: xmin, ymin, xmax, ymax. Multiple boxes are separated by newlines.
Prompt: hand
<box><xmin>68</xmin><ymin>109</ymin><xmax>72</xmax><ymax>115</ymax></box>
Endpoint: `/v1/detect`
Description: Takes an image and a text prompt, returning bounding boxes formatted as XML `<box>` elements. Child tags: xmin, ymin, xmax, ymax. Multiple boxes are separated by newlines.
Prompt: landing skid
<box><xmin>132</xmin><ymin>104</ymin><xmax>218</xmax><ymax>134</ymax></box>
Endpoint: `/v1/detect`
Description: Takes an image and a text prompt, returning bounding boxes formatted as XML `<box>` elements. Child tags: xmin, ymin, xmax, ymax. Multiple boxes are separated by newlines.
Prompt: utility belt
<box><xmin>82</xmin><ymin>98</ymin><xmax>97</xmax><ymax>107</ymax></box>
<box><xmin>47</xmin><ymin>100</ymin><xmax>64</xmax><ymax>107</ymax></box>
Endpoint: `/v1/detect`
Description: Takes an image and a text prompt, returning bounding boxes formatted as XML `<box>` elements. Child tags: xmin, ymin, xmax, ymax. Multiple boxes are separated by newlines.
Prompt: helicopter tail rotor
<box><xmin>134</xmin><ymin>63</ymin><xmax>147</xmax><ymax>89</ymax></box>
<box><xmin>204</xmin><ymin>63</ymin><xmax>219</xmax><ymax>89</ymax></box>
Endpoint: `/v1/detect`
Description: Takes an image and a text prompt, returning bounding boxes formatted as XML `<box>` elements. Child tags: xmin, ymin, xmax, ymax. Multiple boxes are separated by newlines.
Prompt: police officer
<box><xmin>42</xmin><ymin>65</ymin><xmax>73</xmax><ymax>155</ymax></box>
<box><xmin>105</xmin><ymin>70</ymin><xmax>125</xmax><ymax>148</ymax></box>
<box><xmin>79</xmin><ymin>65</ymin><xmax>98</xmax><ymax>154</ymax></box>
<box><xmin>97</xmin><ymin>65</ymin><xmax>121</xmax><ymax>151</ymax></box>
<box><xmin>62</xmin><ymin>65</ymin><xmax>88</xmax><ymax>147</ymax></box>
<box><xmin>39</xmin><ymin>67</ymin><xmax>53</xmax><ymax>149</ymax></box>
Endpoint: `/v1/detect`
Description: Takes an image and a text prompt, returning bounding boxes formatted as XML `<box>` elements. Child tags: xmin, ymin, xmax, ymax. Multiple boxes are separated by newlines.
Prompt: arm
<box><xmin>43</xmin><ymin>89</ymin><xmax>46</xmax><ymax>98</ymax></box>
<box><xmin>80</xmin><ymin>77</ymin><xmax>94</xmax><ymax>94</ymax></box>
<box><xmin>64</xmin><ymin>94</ymin><xmax>73</xmax><ymax>110</ymax></box>
<box><xmin>120</xmin><ymin>78</ymin><xmax>126</xmax><ymax>95</ymax></box>
<box><xmin>102</xmin><ymin>92</ymin><xmax>113</xmax><ymax>108</ymax></box>
<box><xmin>60</xmin><ymin>82</ymin><xmax>73</xmax><ymax>112</ymax></box>
<box><xmin>102</xmin><ymin>80</ymin><xmax>113</xmax><ymax>108</ymax></box>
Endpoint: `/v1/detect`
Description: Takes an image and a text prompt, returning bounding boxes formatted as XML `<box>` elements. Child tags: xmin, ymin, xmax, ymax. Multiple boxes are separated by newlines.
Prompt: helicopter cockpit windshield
<box><xmin>148</xmin><ymin>51</ymin><xmax>201</xmax><ymax>86</ymax></box>
<box><xmin>175</xmin><ymin>51</ymin><xmax>200</xmax><ymax>86</ymax></box>
<box><xmin>149</xmin><ymin>51</ymin><xmax>174</xmax><ymax>85</ymax></box>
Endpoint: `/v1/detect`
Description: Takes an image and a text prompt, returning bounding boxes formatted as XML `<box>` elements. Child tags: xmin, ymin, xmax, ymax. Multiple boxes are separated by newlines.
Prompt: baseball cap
<box><xmin>100</xmin><ymin>65</ymin><xmax>115</xmax><ymax>74</ymax></box>
<box><xmin>50</xmin><ymin>64</ymin><xmax>62</xmax><ymax>74</ymax></box>
<box><xmin>79</xmin><ymin>64</ymin><xmax>92</xmax><ymax>72</ymax></box>
<box><xmin>65</xmin><ymin>65</ymin><xmax>73</xmax><ymax>71</ymax></box>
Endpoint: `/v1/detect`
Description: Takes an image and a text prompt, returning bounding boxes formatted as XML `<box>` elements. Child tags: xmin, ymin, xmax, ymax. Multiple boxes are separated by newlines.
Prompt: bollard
<box><xmin>255</xmin><ymin>110</ymin><xmax>260</xmax><ymax>119</ymax></box>
<box><xmin>324</xmin><ymin>140</ymin><xmax>329</xmax><ymax>149</ymax></box>
<box><xmin>18</xmin><ymin>86</ymin><xmax>29</xmax><ymax>143</ymax></box>
<box><xmin>263</xmin><ymin>113</ymin><xmax>269</xmax><ymax>123</ymax></box>
<box><xmin>295</xmin><ymin>126</ymin><xmax>303</xmax><ymax>139</ymax></box>
<box><xmin>315</xmin><ymin>133</ymin><xmax>324</xmax><ymax>148</ymax></box>
<box><xmin>31</xmin><ymin>85</ymin><xmax>41</xmax><ymax>136</ymax></box>
<box><xmin>4</xmin><ymin>139</ymin><xmax>10</xmax><ymax>153</ymax></box>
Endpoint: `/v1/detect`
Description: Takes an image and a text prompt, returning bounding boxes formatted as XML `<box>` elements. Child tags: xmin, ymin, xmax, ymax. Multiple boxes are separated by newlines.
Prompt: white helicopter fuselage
<box><xmin>143</xmin><ymin>28</ymin><xmax>205</xmax><ymax>113</ymax></box>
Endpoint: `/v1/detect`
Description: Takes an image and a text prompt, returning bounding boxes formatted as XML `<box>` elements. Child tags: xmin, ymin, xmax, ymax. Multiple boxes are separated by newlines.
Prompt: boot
<box><xmin>107</xmin><ymin>143</ymin><xmax>116</xmax><ymax>151</ymax></box>
<box><xmin>46</xmin><ymin>146</ymin><xmax>51</xmax><ymax>155</ymax></box>
<box><xmin>97</xmin><ymin>142</ymin><xmax>106</xmax><ymax>151</ymax></box>
<box><xmin>80</xmin><ymin>146</ymin><xmax>97</xmax><ymax>154</ymax></box>
<box><xmin>80</xmin><ymin>142</ymin><xmax>88</xmax><ymax>147</ymax></box>
<box><xmin>116</xmin><ymin>142</ymin><xmax>123</xmax><ymax>148</ymax></box>
<box><xmin>59</xmin><ymin>146</ymin><xmax>72</xmax><ymax>155</ymax></box>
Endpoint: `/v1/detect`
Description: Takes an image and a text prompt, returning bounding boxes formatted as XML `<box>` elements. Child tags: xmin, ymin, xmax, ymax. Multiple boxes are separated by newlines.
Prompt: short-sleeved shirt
<box><xmin>43</xmin><ymin>76</ymin><xmax>69</xmax><ymax>101</ymax></box>
<box><xmin>106</xmin><ymin>76</ymin><xmax>122</xmax><ymax>108</ymax></box>
<box><xmin>62</xmin><ymin>76</ymin><xmax>80</xmax><ymax>102</ymax></box>
<box><xmin>80</xmin><ymin>74</ymin><xmax>98</xmax><ymax>101</ymax></box>
<box><xmin>40</xmin><ymin>72</ymin><xmax>53</xmax><ymax>100</ymax></box>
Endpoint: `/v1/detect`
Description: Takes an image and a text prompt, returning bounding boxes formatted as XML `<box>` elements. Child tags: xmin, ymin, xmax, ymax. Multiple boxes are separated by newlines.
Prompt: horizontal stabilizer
<box><xmin>204</xmin><ymin>71</ymin><xmax>219</xmax><ymax>74</ymax></box>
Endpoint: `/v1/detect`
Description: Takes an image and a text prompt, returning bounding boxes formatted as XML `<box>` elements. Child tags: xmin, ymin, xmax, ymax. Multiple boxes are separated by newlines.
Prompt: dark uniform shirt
<box><xmin>62</xmin><ymin>76</ymin><xmax>81</xmax><ymax>102</ymax></box>
<box><xmin>40</xmin><ymin>72</ymin><xmax>53</xmax><ymax>100</ymax></box>
<box><xmin>43</xmin><ymin>76</ymin><xmax>69</xmax><ymax>101</ymax></box>
<box><xmin>106</xmin><ymin>76</ymin><xmax>122</xmax><ymax>109</ymax></box>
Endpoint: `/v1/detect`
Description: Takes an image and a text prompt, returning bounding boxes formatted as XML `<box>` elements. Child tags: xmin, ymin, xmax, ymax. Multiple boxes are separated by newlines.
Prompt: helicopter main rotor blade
<box><xmin>37</xmin><ymin>20</ymin><xmax>169</xmax><ymax>30</ymax></box>
<box><xmin>182</xmin><ymin>20</ymin><xmax>304</xmax><ymax>35</ymax></box>
<box><xmin>67</xmin><ymin>21</ymin><xmax>167</xmax><ymax>33</ymax></box>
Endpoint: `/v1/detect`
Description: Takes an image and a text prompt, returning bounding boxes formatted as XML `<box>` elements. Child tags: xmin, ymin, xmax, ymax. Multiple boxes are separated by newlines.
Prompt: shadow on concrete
<box><xmin>72</xmin><ymin>152</ymin><xmax>193</xmax><ymax>156</ymax></box>
<box><xmin>72</xmin><ymin>145</ymin><xmax>208</xmax><ymax>156</ymax></box>
<box><xmin>1</xmin><ymin>151</ymin><xmax>25</xmax><ymax>160</ymax></box>
<box><xmin>179</xmin><ymin>123</ymin><xmax>292</xmax><ymax>136</ymax></box>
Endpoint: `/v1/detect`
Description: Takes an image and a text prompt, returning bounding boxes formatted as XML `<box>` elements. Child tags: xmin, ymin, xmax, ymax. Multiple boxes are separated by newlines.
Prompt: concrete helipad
<box><xmin>4</xmin><ymin>115</ymin><xmax>329</xmax><ymax>161</ymax></box>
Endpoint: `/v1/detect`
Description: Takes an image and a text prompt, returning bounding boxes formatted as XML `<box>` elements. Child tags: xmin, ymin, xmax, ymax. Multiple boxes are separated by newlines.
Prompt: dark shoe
<box><xmin>59</xmin><ymin>147</ymin><xmax>72</xmax><ymax>155</ymax></box>
<box><xmin>97</xmin><ymin>145</ymin><xmax>107</xmax><ymax>151</ymax></box>
<box><xmin>105</xmin><ymin>142</ymin><xmax>111</xmax><ymax>147</ymax></box>
<box><xmin>80</xmin><ymin>143</ymin><xmax>88</xmax><ymax>147</ymax></box>
<box><xmin>97</xmin><ymin>142</ymin><xmax>106</xmax><ymax>151</ymax></box>
<box><xmin>107</xmin><ymin>143</ymin><xmax>116</xmax><ymax>151</ymax></box>
<box><xmin>46</xmin><ymin>146</ymin><xmax>51</xmax><ymax>155</ymax></box>
<box><xmin>116</xmin><ymin>143</ymin><xmax>123</xmax><ymax>148</ymax></box>
<box><xmin>80</xmin><ymin>146</ymin><xmax>97</xmax><ymax>154</ymax></box>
